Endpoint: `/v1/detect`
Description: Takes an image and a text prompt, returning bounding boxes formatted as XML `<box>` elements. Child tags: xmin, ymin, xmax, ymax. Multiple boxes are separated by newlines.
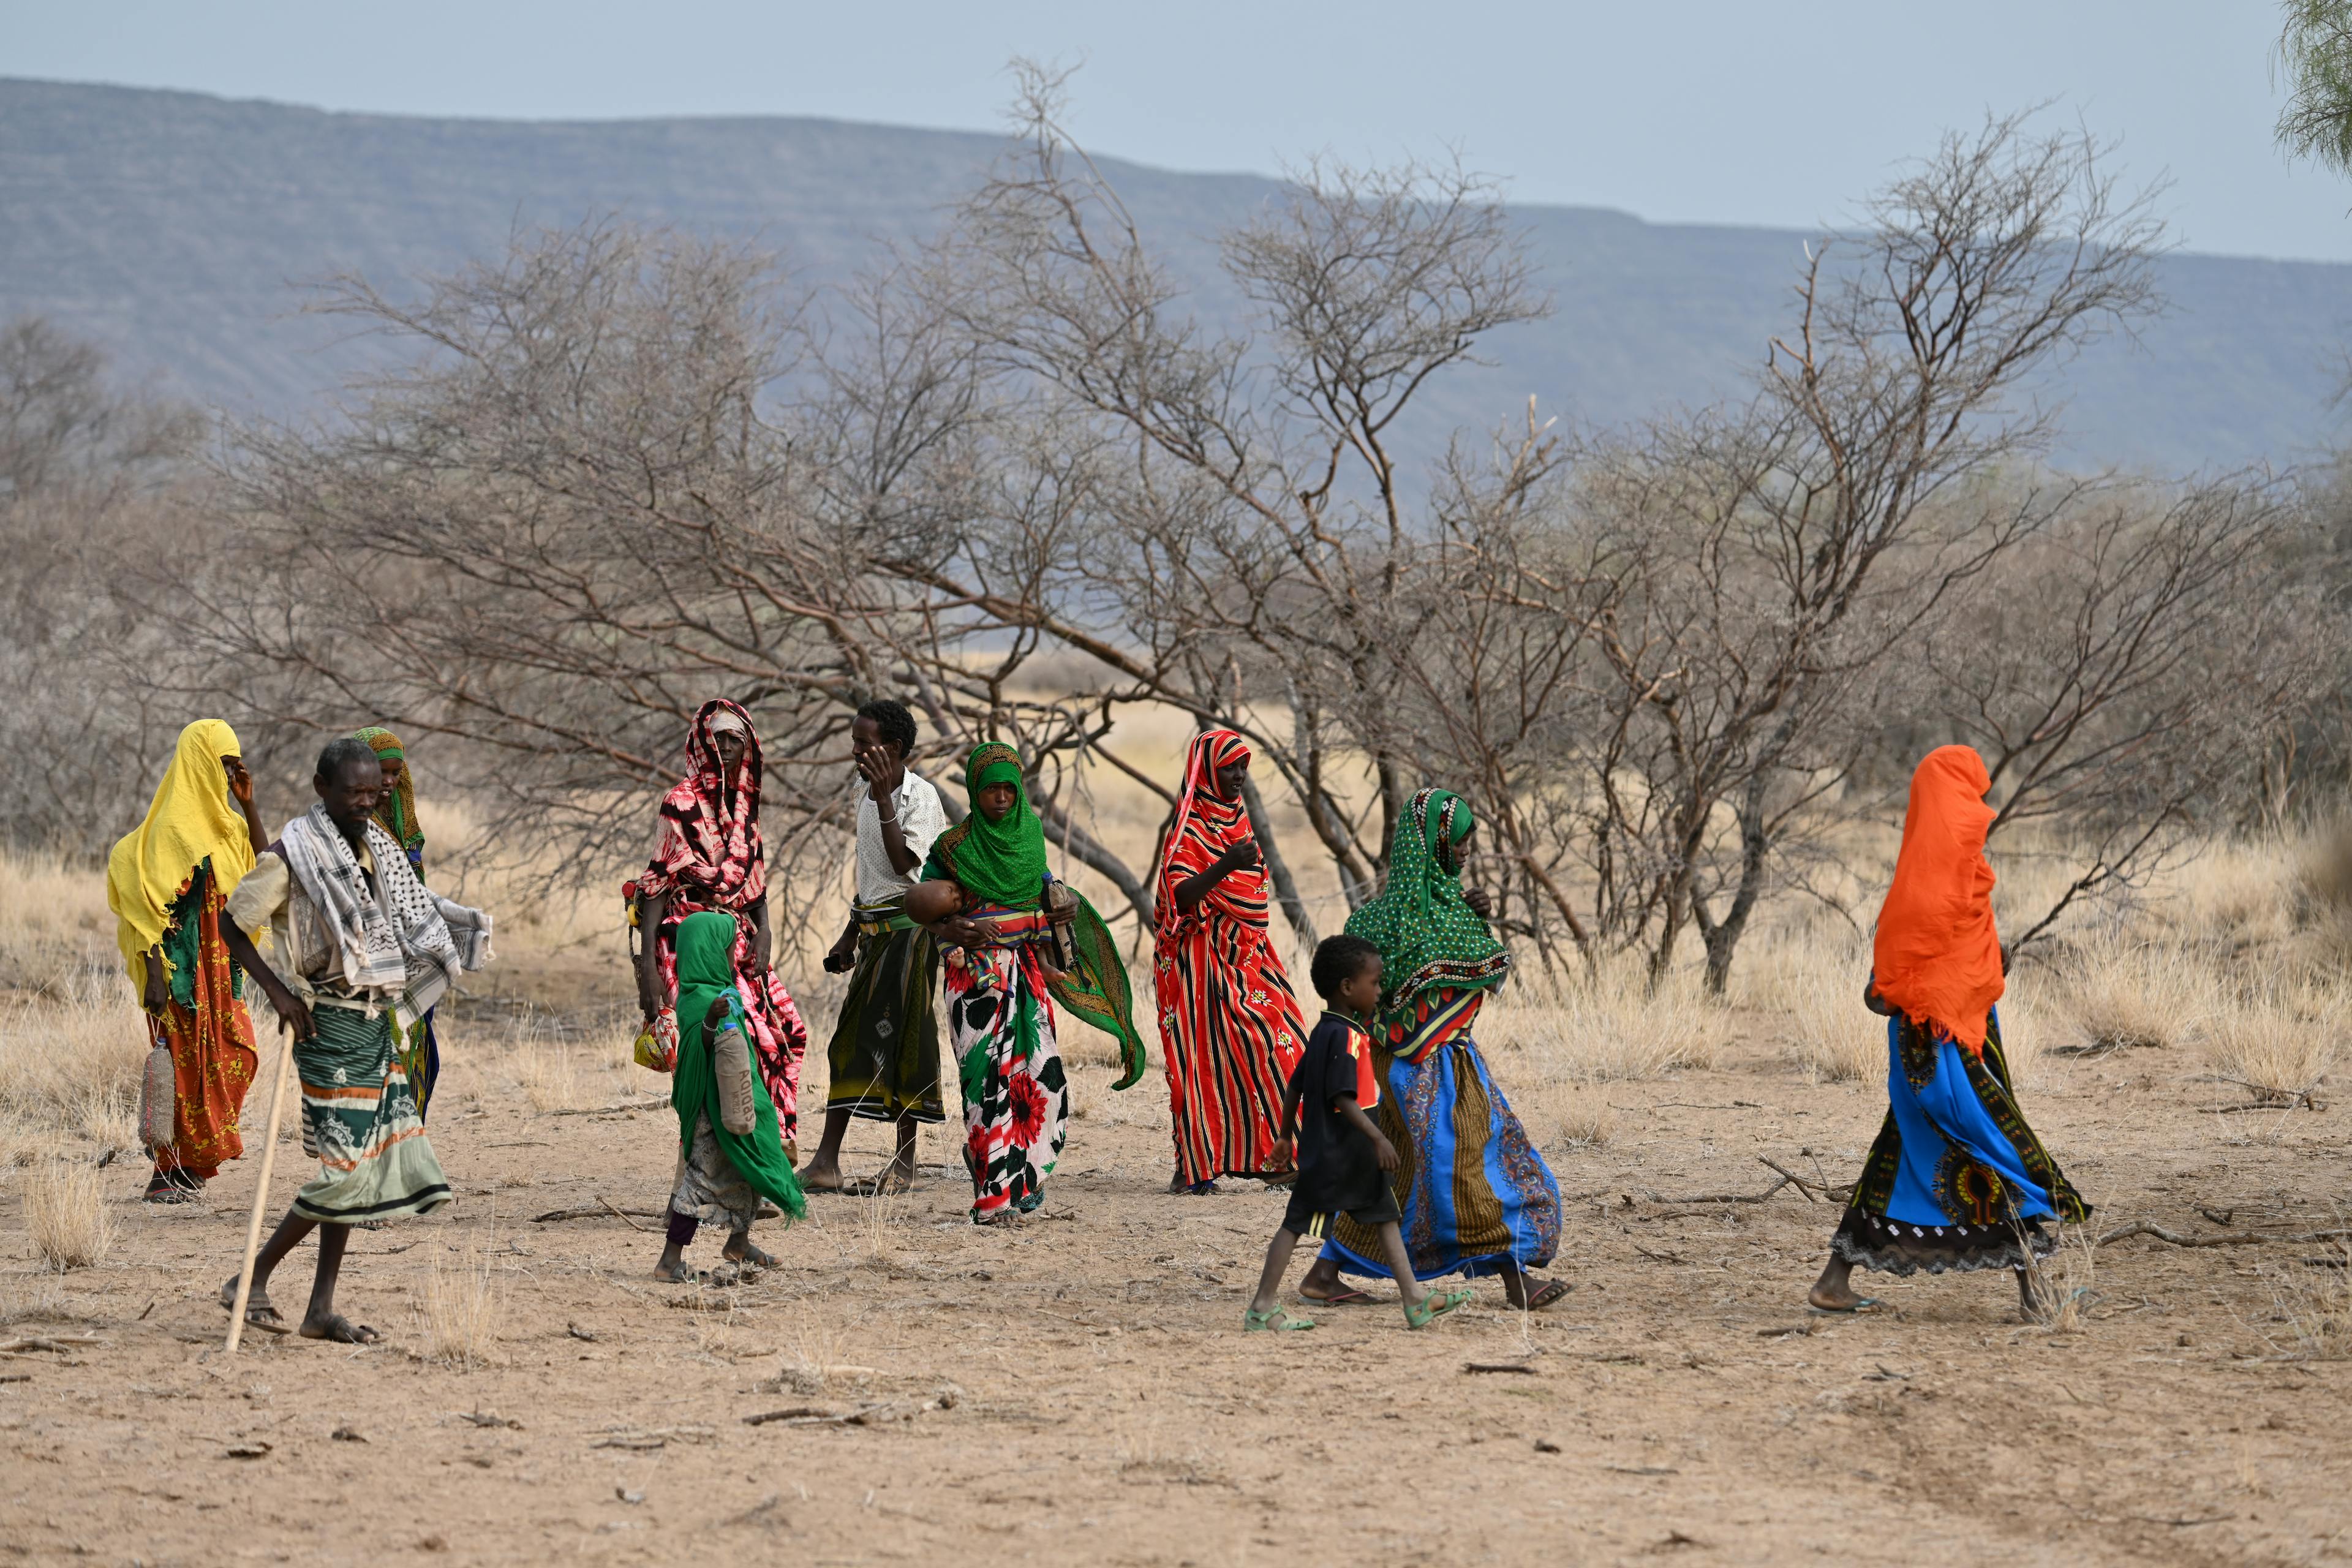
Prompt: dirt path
<box><xmin>2</xmin><ymin>1014</ymin><xmax>2345</xmax><ymax>1566</ymax></box>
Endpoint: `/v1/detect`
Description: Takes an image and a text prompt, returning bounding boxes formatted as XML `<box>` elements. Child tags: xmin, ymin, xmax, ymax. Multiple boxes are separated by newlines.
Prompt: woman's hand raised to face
<box><xmin>1463</xmin><ymin>887</ymin><xmax>1494</xmax><ymax>920</ymax></box>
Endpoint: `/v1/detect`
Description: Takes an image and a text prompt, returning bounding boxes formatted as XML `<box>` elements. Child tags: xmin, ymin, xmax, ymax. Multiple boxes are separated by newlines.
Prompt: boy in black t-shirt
<box><xmin>1243</xmin><ymin>934</ymin><xmax>1474</xmax><ymax>1332</ymax></box>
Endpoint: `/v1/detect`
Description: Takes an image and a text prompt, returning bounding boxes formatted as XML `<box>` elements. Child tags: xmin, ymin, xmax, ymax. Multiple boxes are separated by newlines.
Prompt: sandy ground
<box><xmin>2</xmin><ymin>985</ymin><xmax>2348</xmax><ymax>1568</ymax></box>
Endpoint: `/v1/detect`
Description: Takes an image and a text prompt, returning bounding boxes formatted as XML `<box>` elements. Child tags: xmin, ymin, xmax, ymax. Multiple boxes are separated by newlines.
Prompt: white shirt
<box><xmin>854</xmin><ymin>771</ymin><xmax>946</xmax><ymax>907</ymax></box>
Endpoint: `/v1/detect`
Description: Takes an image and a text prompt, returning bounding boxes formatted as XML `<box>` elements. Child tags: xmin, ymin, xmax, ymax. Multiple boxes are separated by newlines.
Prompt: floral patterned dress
<box><xmin>943</xmin><ymin>908</ymin><xmax>1070</xmax><ymax>1223</ymax></box>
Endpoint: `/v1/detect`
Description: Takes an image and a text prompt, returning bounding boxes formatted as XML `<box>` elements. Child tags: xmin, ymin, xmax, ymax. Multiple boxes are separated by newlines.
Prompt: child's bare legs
<box><xmin>1249</xmin><ymin>1227</ymin><xmax>1303</xmax><ymax>1314</ymax></box>
<box><xmin>1371</xmin><ymin>1221</ymin><xmax>1430</xmax><ymax>1313</ymax></box>
<box><xmin>1808</xmin><ymin>1251</ymin><xmax>1862</xmax><ymax>1310</ymax></box>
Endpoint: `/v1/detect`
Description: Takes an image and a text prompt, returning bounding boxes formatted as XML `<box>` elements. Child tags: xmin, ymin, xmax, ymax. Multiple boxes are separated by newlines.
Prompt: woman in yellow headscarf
<box><xmin>105</xmin><ymin>720</ymin><xmax>271</xmax><ymax>1202</ymax></box>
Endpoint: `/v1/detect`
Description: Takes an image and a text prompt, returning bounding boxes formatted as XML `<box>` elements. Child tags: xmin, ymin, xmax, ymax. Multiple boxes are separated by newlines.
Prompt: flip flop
<box><xmin>1300</xmin><ymin>1287</ymin><xmax>1378</xmax><ymax>1306</ymax></box>
<box><xmin>1404</xmin><ymin>1286</ymin><xmax>1474</xmax><ymax>1330</ymax></box>
<box><xmin>1244</xmin><ymin>1306</ymin><xmax>1315</xmax><ymax>1332</ymax></box>
<box><xmin>1520</xmin><ymin>1279</ymin><xmax>1572</xmax><ymax>1313</ymax></box>
<box><xmin>1808</xmin><ymin>1297</ymin><xmax>1885</xmax><ymax>1315</ymax></box>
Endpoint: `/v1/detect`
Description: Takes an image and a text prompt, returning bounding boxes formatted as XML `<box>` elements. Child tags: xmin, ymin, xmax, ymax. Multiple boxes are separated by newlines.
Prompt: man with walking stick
<box><xmin>216</xmin><ymin>737</ymin><xmax>492</xmax><ymax>1343</ymax></box>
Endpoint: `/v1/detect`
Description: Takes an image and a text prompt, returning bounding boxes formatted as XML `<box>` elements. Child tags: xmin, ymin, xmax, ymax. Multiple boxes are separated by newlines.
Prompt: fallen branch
<box><xmin>2096</xmin><ymin>1222</ymin><xmax>2352</xmax><ymax>1250</ymax></box>
<box><xmin>1462</xmin><ymin>1360</ymin><xmax>1539</xmax><ymax>1375</ymax></box>
<box><xmin>590</xmin><ymin>1423</ymin><xmax>715</xmax><ymax>1450</ymax></box>
<box><xmin>550</xmin><ymin>1099</ymin><xmax>666</xmax><ymax>1118</ymax></box>
<box><xmin>532</xmin><ymin>1205</ymin><xmax>668</xmax><ymax>1225</ymax></box>
<box><xmin>1641</xmin><ymin>1156</ymin><xmax>1854</xmax><ymax>1210</ymax></box>
<box><xmin>743</xmin><ymin>1390</ymin><xmax>958</xmax><ymax>1428</ymax></box>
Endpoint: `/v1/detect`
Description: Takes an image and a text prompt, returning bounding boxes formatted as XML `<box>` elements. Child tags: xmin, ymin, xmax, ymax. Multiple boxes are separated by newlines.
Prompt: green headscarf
<box><xmin>920</xmin><ymin>741</ymin><xmax>1051</xmax><ymax>909</ymax></box>
<box><xmin>916</xmin><ymin>740</ymin><xmax>1147</xmax><ymax>1090</ymax></box>
<box><xmin>349</xmin><ymin>725</ymin><xmax>424</xmax><ymax>864</ymax></box>
<box><xmin>669</xmin><ymin>911</ymin><xmax>805</xmax><ymax>1219</ymax></box>
<box><xmin>1344</xmin><ymin>787</ymin><xmax>1510</xmax><ymax>1020</ymax></box>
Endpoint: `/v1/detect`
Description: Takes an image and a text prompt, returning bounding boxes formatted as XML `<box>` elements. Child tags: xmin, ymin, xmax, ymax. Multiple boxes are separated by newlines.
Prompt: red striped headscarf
<box><xmin>1153</xmin><ymin>729</ymin><xmax>1262</xmax><ymax>932</ymax></box>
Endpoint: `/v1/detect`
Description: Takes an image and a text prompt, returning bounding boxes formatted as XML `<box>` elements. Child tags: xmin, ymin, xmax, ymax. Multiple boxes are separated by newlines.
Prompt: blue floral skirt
<box><xmin>1319</xmin><ymin>1033</ymin><xmax>1561</xmax><ymax>1280</ymax></box>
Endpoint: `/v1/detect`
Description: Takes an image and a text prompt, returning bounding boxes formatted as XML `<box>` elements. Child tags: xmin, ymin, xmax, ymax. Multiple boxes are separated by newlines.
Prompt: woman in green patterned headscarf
<box><xmin>349</xmin><ymin>726</ymin><xmax>424</xmax><ymax>873</ymax></box>
<box><xmin>1299</xmin><ymin>786</ymin><xmax>1567</xmax><ymax>1311</ymax></box>
<box><xmin>914</xmin><ymin>741</ymin><xmax>1144</xmax><ymax>1223</ymax></box>
<box><xmin>654</xmin><ymin>911</ymin><xmax>805</xmax><ymax>1281</ymax></box>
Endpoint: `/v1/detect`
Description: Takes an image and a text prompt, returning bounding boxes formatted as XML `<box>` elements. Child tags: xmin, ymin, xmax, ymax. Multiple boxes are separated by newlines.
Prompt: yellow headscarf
<box><xmin>105</xmin><ymin>719</ymin><xmax>256</xmax><ymax>990</ymax></box>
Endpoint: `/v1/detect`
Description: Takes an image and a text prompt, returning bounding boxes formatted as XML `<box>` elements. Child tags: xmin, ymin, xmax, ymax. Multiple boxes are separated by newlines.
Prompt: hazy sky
<box><xmin>12</xmin><ymin>0</ymin><xmax>2352</xmax><ymax>261</ymax></box>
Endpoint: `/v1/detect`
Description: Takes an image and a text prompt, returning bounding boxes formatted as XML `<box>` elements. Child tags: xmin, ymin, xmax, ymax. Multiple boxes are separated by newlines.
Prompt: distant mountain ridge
<box><xmin>6</xmin><ymin>75</ymin><xmax>2351</xmax><ymax>470</ymax></box>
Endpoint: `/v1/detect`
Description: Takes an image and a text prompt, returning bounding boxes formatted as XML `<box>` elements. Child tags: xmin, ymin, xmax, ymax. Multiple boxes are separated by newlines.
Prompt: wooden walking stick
<box><xmin>225</xmin><ymin>1022</ymin><xmax>298</xmax><ymax>1354</ymax></box>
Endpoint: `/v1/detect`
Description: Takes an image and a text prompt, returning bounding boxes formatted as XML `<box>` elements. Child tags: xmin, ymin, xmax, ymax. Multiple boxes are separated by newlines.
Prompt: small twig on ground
<box><xmin>550</xmin><ymin>1099</ymin><xmax>666</xmax><ymax>1118</ymax></box>
<box><xmin>598</xmin><ymin>1196</ymin><xmax>654</xmax><ymax>1234</ymax></box>
<box><xmin>1463</xmin><ymin>1360</ymin><xmax>1539</xmax><ymax>1375</ymax></box>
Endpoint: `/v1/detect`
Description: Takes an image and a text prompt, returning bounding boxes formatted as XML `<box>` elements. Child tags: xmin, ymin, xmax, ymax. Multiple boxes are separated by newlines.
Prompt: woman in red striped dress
<box><xmin>1152</xmin><ymin>730</ymin><xmax>1308</xmax><ymax>1194</ymax></box>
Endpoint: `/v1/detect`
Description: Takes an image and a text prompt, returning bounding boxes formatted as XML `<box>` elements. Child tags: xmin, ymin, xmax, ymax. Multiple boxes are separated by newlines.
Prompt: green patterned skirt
<box><xmin>291</xmin><ymin>1002</ymin><xmax>451</xmax><ymax>1224</ymax></box>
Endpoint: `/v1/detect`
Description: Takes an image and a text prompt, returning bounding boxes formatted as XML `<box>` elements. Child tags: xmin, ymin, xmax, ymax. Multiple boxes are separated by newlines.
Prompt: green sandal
<box><xmin>1403</xmin><ymin>1286</ymin><xmax>1473</xmax><ymax>1330</ymax></box>
<box><xmin>1243</xmin><ymin>1306</ymin><xmax>1316</xmax><ymax>1332</ymax></box>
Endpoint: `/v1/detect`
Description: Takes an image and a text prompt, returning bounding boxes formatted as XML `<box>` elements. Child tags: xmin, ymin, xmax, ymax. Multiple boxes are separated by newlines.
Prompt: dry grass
<box><xmin>2022</xmin><ymin>1223</ymin><xmax>2097</xmax><ymax>1333</ymax></box>
<box><xmin>1548</xmin><ymin>1082</ymin><xmax>1618</xmax><ymax>1148</ymax></box>
<box><xmin>2046</xmin><ymin>929</ymin><xmax>2218</xmax><ymax>1055</ymax></box>
<box><xmin>2269</xmin><ymin>1242</ymin><xmax>2352</xmax><ymax>1362</ymax></box>
<box><xmin>421</xmin><ymin>1241</ymin><xmax>502</xmax><ymax>1368</ymax></box>
<box><xmin>510</xmin><ymin>1011</ymin><xmax>583</xmax><ymax>1114</ymax></box>
<box><xmin>23</xmin><ymin>1158</ymin><xmax>114</xmax><ymax>1270</ymax></box>
<box><xmin>1744</xmin><ymin>929</ymin><xmax>1878</xmax><ymax>1084</ymax></box>
<box><xmin>1486</xmin><ymin>956</ymin><xmax>1722</xmax><ymax>1091</ymax></box>
<box><xmin>2196</xmin><ymin>979</ymin><xmax>2345</xmax><ymax>1103</ymax></box>
<box><xmin>0</xmin><ymin>962</ymin><xmax>146</xmax><ymax>1163</ymax></box>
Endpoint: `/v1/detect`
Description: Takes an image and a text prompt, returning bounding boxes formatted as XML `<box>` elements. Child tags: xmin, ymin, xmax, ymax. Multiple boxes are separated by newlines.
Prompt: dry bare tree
<box><xmin>1564</xmin><ymin>113</ymin><xmax>2166</xmax><ymax>992</ymax></box>
<box><xmin>1913</xmin><ymin>474</ymin><xmax>2343</xmax><ymax>952</ymax></box>
<box><xmin>914</xmin><ymin>62</ymin><xmax>1561</xmax><ymax>937</ymax></box>
<box><xmin>0</xmin><ymin>315</ymin><xmax>206</xmax><ymax>852</ymax></box>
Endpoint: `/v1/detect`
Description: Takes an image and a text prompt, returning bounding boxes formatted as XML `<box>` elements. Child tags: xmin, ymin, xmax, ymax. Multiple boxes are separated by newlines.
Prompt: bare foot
<box><xmin>796</xmin><ymin>1160</ymin><xmax>845</xmax><ymax>1194</ymax></box>
<box><xmin>300</xmin><ymin>1312</ymin><xmax>382</xmax><ymax>1344</ymax></box>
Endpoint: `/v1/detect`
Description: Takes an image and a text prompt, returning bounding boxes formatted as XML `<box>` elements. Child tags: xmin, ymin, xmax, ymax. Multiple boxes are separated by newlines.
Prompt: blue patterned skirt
<box><xmin>1319</xmin><ymin>1031</ymin><xmax>1561</xmax><ymax>1280</ymax></box>
<box><xmin>1833</xmin><ymin>1008</ymin><xmax>2088</xmax><ymax>1274</ymax></box>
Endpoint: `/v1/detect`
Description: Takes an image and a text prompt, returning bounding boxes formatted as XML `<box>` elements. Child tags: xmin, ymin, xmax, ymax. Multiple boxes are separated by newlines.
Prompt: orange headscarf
<box><xmin>1871</xmin><ymin>745</ymin><xmax>2004</xmax><ymax>1054</ymax></box>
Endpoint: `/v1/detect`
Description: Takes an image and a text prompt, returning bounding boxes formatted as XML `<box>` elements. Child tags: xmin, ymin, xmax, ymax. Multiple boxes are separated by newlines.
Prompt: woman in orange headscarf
<box><xmin>1809</xmin><ymin>746</ymin><xmax>2088</xmax><ymax>1315</ymax></box>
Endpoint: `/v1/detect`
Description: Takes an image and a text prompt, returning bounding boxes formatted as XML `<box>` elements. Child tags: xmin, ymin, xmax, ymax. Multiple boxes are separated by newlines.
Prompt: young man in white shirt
<box><xmin>797</xmin><ymin>699</ymin><xmax>949</xmax><ymax>1194</ymax></box>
